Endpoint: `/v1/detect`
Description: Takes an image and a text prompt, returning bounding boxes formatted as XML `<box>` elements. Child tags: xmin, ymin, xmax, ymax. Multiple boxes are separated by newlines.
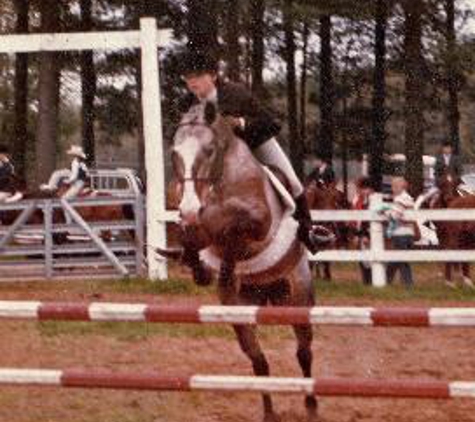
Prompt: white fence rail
<box><xmin>158</xmin><ymin>193</ymin><xmax>475</xmax><ymax>287</ymax></box>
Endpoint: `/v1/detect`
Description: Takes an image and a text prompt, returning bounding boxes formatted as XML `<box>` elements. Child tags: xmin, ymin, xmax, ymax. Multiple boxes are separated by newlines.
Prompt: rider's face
<box><xmin>184</xmin><ymin>72</ymin><xmax>217</xmax><ymax>100</ymax></box>
<box><xmin>442</xmin><ymin>145</ymin><xmax>452</xmax><ymax>156</ymax></box>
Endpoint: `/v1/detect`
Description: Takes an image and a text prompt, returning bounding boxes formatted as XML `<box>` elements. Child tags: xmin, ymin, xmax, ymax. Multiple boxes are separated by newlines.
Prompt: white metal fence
<box><xmin>158</xmin><ymin>193</ymin><xmax>475</xmax><ymax>287</ymax></box>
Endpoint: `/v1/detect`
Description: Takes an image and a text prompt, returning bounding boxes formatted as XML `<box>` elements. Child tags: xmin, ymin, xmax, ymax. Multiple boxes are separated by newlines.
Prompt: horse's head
<box><xmin>172</xmin><ymin>102</ymin><xmax>234</xmax><ymax>226</ymax></box>
<box><xmin>436</xmin><ymin>171</ymin><xmax>461</xmax><ymax>206</ymax></box>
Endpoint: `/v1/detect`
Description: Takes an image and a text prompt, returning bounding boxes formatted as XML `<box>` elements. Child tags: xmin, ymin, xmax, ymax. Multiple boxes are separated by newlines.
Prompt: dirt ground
<box><xmin>0</xmin><ymin>277</ymin><xmax>473</xmax><ymax>422</ymax></box>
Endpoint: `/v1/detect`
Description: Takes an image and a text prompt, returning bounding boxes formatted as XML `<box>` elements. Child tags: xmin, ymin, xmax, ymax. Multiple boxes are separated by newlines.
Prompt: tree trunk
<box><xmin>13</xmin><ymin>0</ymin><xmax>29</xmax><ymax>180</ymax></box>
<box><xmin>35</xmin><ymin>0</ymin><xmax>60</xmax><ymax>183</ymax></box>
<box><xmin>299</xmin><ymin>19</ymin><xmax>309</xmax><ymax>149</ymax></box>
<box><xmin>187</xmin><ymin>0</ymin><xmax>218</xmax><ymax>56</ymax></box>
<box><xmin>318</xmin><ymin>14</ymin><xmax>334</xmax><ymax>162</ymax></box>
<box><xmin>250</xmin><ymin>0</ymin><xmax>265</xmax><ymax>96</ymax></box>
<box><xmin>370</xmin><ymin>0</ymin><xmax>388</xmax><ymax>192</ymax></box>
<box><xmin>80</xmin><ymin>0</ymin><xmax>96</xmax><ymax>165</ymax></box>
<box><xmin>283</xmin><ymin>0</ymin><xmax>302</xmax><ymax>178</ymax></box>
<box><xmin>403</xmin><ymin>0</ymin><xmax>425</xmax><ymax>196</ymax></box>
<box><xmin>445</xmin><ymin>0</ymin><xmax>460</xmax><ymax>153</ymax></box>
<box><xmin>224</xmin><ymin>0</ymin><xmax>241</xmax><ymax>81</ymax></box>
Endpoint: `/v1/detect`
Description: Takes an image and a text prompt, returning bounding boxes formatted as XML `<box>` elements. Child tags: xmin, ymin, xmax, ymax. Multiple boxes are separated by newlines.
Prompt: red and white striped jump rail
<box><xmin>0</xmin><ymin>300</ymin><xmax>475</xmax><ymax>327</ymax></box>
<box><xmin>0</xmin><ymin>368</ymin><xmax>474</xmax><ymax>399</ymax></box>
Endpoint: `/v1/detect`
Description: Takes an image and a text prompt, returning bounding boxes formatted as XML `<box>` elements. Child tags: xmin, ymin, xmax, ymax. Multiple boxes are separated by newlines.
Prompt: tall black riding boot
<box><xmin>294</xmin><ymin>194</ymin><xmax>320</xmax><ymax>254</ymax></box>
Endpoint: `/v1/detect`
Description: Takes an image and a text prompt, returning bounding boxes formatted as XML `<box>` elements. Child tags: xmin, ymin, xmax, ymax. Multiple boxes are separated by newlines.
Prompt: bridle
<box><xmin>173</xmin><ymin>119</ymin><xmax>224</xmax><ymax>191</ymax></box>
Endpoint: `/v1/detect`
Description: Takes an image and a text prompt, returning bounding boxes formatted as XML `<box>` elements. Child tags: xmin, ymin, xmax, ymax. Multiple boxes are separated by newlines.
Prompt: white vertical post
<box><xmin>369</xmin><ymin>193</ymin><xmax>387</xmax><ymax>287</ymax></box>
<box><xmin>140</xmin><ymin>18</ymin><xmax>168</xmax><ymax>280</ymax></box>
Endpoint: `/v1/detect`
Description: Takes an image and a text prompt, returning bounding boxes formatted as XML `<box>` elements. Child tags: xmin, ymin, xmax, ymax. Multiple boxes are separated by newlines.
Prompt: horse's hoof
<box><xmin>263</xmin><ymin>413</ymin><xmax>281</xmax><ymax>422</ymax></box>
<box><xmin>305</xmin><ymin>396</ymin><xmax>318</xmax><ymax>422</ymax></box>
<box><xmin>306</xmin><ymin>408</ymin><xmax>318</xmax><ymax>422</ymax></box>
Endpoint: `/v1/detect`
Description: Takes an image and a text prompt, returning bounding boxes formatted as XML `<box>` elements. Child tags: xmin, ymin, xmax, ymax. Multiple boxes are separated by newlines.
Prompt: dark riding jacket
<box><xmin>307</xmin><ymin>165</ymin><xmax>335</xmax><ymax>186</ymax></box>
<box><xmin>181</xmin><ymin>81</ymin><xmax>281</xmax><ymax>150</ymax></box>
<box><xmin>0</xmin><ymin>159</ymin><xmax>14</xmax><ymax>191</ymax></box>
<box><xmin>434</xmin><ymin>153</ymin><xmax>462</xmax><ymax>181</ymax></box>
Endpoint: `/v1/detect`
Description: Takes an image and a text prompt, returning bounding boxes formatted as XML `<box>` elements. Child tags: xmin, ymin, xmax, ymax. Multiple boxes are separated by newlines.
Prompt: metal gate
<box><xmin>0</xmin><ymin>194</ymin><xmax>145</xmax><ymax>282</ymax></box>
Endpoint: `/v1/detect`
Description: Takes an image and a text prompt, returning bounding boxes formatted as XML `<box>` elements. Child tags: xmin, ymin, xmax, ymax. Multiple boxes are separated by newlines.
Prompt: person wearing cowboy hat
<box><xmin>63</xmin><ymin>145</ymin><xmax>89</xmax><ymax>200</ymax></box>
<box><xmin>178</xmin><ymin>50</ymin><xmax>320</xmax><ymax>255</ymax></box>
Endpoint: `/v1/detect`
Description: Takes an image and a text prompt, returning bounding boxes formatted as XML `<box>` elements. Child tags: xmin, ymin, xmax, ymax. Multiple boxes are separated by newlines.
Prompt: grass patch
<box><xmin>315</xmin><ymin>280</ymin><xmax>475</xmax><ymax>302</ymax></box>
<box><xmin>37</xmin><ymin>320</ymin><xmax>295</xmax><ymax>342</ymax></box>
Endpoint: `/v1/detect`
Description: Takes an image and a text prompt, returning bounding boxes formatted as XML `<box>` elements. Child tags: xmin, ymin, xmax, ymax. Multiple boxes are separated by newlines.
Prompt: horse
<box><xmin>418</xmin><ymin>172</ymin><xmax>475</xmax><ymax>288</ymax></box>
<box><xmin>157</xmin><ymin>104</ymin><xmax>318</xmax><ymax>422</ymax></box>
<box><xmin>305</xmin><ymin>179</ymin><xmax>350</xmax><ymax>280</ymax></box>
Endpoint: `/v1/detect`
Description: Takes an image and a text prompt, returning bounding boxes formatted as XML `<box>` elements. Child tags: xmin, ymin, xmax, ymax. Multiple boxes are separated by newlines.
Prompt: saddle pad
<box><xmin>261</xmin><ymin>166</ymin><xmax>296</xmax><ymax>214</ymax></box>
<box><xmin>199</xmin><ymin>165</ymin><xmax>299</xmax><ymax>281</ymax></box>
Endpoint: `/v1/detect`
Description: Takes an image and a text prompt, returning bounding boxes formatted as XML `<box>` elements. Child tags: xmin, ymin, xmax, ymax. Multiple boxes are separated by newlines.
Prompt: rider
<box><xmin>306</xmin><ymin>154</ymin><xmax>336</xmax><ymax>187</ymax></box>
<box><xmin>178</xmin><ymin>51</ymin><xmax>319</xmax><ymax>254</ymax></box>
<box><xmin>62</xmin><ymin>145</ymin><xmax>89</xmax><ymax>199</ymax></box>
<box><xmin>0</xmin><ymin>144</ymin><xmax>16</xmax><ymax>202</ymax></box>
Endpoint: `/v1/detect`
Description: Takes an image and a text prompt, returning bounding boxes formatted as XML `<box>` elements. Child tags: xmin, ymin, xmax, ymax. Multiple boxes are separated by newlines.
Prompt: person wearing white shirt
<box><xmin>63</xmin><ymin>145</ymin><xmax>89</xmax><ymax>199</ymax></box>
<box><xmin>384</xmin><ymin>177</ymin><xmax>415</xmax><ymax>287</ymax></box>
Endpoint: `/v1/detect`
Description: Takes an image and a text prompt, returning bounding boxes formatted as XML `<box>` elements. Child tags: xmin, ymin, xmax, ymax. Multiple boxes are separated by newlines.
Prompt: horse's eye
<box><xmin>203</xmin><ymin>145</ymin><xmax>215</xmax><ymax>158</ymax></box>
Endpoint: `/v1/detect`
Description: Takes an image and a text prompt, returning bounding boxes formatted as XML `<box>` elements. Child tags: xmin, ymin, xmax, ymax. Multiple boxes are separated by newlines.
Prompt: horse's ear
<box><xmin>204</xmin><ymin>102</ymin><xmax>217</xmax><ymax>125</ymax></box>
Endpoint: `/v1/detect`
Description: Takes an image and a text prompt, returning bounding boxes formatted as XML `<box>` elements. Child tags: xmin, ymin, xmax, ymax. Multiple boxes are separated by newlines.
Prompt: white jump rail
<box><xmin>0</xmin><ymin>368</ymin><xmax>474</xmax><ymax>399</ymax></box>
<box><xmin>1</xmin><ymin>301</ymin><xmax>475</xmax><ymax>327</ymax></box>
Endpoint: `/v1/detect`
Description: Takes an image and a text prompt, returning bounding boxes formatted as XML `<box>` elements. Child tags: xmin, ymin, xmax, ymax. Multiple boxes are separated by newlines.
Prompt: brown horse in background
<box><xmin>305</xmin><ymin>179</ymin><xmax>350</xmax><ymax>280</ymax></box>
<box><xmin>158</xmin><ymin>104</ymin><xmax>318</xmax><ymax>422</ymax></box>
<box><xmin>423</xmin><ymin>173</ymin><xmax>475</xmax><ymax>288</ymax></box>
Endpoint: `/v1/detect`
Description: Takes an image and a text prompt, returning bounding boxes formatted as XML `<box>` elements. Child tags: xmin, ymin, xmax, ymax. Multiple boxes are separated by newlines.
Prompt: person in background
<box><xmin>63</xmin><ymin>145</ymin><xmax>89</xmax><ymax>200</ymax></box>
<box><xmin>0</xmin><ymin>144</ymin><xmax>16</xmax><ymax>202</ymax></box>
<box><xmin>383</xmin><ymin>177</ymin><xmax>415</xmax><ymax>287</ymax></box>
<box><xmin>306</xmin><ymin>155</ymin><xmax>335</xmax><ymax>187</ymax></box>
<box><xmin>351</xmin><ymin>177</ymin><xmax>374</xmax><ymax>285</ymax></box>
<box><xmin>434</xmin><ymin>141</ymin><xmax>462</xmax><ymax>182</ymax></box>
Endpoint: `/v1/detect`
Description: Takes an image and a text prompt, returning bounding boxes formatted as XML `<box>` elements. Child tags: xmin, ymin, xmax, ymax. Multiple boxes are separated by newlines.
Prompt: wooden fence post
<box><xmin>140</xmin><ymin>17</ymin><xmax>168</xmax><ymax>280</ymax></box>
<box><xmin>369</xmin><ymin>193</ymin><xmax>387</xmax><ymax>287</ymax></box>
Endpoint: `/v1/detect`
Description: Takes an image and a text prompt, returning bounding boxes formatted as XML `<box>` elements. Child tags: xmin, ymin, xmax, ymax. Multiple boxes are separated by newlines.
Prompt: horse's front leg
<box><xmin>232</xmin><ymin>324</ymin><xmax>279</xmax><ymax>422</ymax></box>
<box><xmin>216</xmin><ymin>247</ymin><xmax>279</xmax><ymax>422</ymax></box>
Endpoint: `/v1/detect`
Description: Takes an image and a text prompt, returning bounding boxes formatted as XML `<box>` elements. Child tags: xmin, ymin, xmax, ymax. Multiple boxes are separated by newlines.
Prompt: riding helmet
<box><xmin>179</xmin><ymin>50</ymin><xmax>218</xmax><ymax>77</ymax></box>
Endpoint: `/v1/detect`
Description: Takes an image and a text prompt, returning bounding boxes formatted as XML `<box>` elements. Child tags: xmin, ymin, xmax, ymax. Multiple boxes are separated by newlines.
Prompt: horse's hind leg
<box><xmin>233</xmin><ymin>324</ymin><xmax>279</xmax><ymax>422</ymax></box>
<box><xmin>293</xmin><ymin>324</ymin><xmax>317</xmax><ymax>421</ymax></box>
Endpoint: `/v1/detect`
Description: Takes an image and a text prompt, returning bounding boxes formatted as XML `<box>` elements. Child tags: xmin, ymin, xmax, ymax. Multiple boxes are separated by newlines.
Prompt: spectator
<box><xmin>434</xmin><ymin>141</ymin><xmax>462</xmax><ymax>182</ymax></box>
<box><xmin>383</xmin><ymin>177</ymin><xmax>415</xmax><ymax>287</ymax></box>
<box><xmin>0</xmin><ymin>144</ymin><xmax>15</xmax><ymax>202</ymax></box>
<box><xmin>352</xmin><ymin>177</ymin><xmax>374</xmax><ymax>285</ymax></box>
<box><xmin>306</xmin><ymin>155</ymin><xmax>335</xmax><ymax>187</ymax></box>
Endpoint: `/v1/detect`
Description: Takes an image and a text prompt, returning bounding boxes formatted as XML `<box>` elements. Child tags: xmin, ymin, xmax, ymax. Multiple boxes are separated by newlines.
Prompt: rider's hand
<box><xmin>227</xmin><ymin>116</ymin><xmax>245</xmax><ymax>130</ymax></box>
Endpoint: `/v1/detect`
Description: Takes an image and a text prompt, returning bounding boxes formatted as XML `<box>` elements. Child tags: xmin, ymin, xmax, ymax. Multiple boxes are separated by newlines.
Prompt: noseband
<box><xmin>173</xmin><ymin>119</ymin><xmax>223</xmax><ymax>189</ymax></box>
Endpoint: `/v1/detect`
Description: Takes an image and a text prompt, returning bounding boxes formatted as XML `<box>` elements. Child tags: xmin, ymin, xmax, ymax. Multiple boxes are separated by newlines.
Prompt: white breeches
<box><xmin>0</xmin><ymin>192</ymin><xmax>10</xmax><ymax>202</ymax></box>
<box><xmin>254</xmin><ymin>138</ymin><xmax>304</xmax><ymax>197</ymax></box>
<box><xmin>62</xmin><ymin>181</ymin><xmax>85</xmax><ymax>200</ymax></box>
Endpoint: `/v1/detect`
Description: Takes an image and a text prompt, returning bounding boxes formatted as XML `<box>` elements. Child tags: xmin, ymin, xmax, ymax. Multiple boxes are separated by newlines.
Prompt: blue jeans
<box><xmin>386</xmin><ymin>235</ymin><xmax>414</xmax><ymax>287</ymax></box>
